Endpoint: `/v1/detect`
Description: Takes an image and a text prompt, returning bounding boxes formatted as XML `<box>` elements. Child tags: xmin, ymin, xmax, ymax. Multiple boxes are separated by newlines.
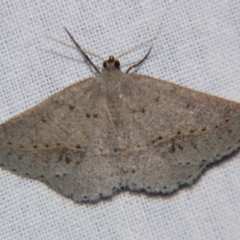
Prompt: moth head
<box><xmin>103</xmin><ymin>56</ymin><xmax>120</xmax><ymax>71</ymax></box>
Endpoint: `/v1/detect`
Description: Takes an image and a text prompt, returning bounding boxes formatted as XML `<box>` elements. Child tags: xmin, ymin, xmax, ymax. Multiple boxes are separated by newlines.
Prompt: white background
<box><xmin>0</xmin><ymin>1</ymin><xmax>240</xmax><ymax>240</ymax></box>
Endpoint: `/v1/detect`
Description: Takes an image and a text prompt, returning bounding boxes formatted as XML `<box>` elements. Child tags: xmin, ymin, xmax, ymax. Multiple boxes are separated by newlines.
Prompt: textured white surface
<box><xmin>0</xmin><ymin>2</ymin><xmax>240</xmax><ymax>240</ymax></box>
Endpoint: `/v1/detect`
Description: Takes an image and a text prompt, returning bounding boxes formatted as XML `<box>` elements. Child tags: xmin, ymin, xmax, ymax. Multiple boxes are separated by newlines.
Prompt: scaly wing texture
<box><xmin>0</xmin><ymin>77</ymin><xmax>123</xmax><ymax>202</ymax></box>
<box><xmin>121</xmin><ymin>74</ymin><xmax>240</xmax><ymax>193</ymax></box>
<box><xmin>1</xmin><ymin>73</ymin><xmax>240</xmax><ymax>203</ymax></box>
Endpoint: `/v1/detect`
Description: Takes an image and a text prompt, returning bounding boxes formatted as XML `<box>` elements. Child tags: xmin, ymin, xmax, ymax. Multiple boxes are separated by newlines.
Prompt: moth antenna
<box><xmin>46</xmin><ymin>36</ymin><xmax>105</xmax><ymax>61</ymax></box>
<box><xmin>116</xmin><ymin>29</ymin><xmax>160</xmax><ymax>59</ymax></box>
<box><xmin>64</xmin><ymin>27</ymin><xmax>101</xmax><ymax>74</ymax></box>
<box><xmin>125</xmin><ymin>44</ymin><xmax>153</xmax><ymax>73</ymax></box>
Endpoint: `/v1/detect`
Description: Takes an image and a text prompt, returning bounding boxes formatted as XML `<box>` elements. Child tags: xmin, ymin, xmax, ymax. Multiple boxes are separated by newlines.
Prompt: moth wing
<box><xmin>121</xmin><ymin>74</ymin><xmax>240</xmax><ymax>193</ymax></box>
<box><xmin>0</xmin><ymin>78</ymin><xmax>123</xmax><ymax>202</ymax></box>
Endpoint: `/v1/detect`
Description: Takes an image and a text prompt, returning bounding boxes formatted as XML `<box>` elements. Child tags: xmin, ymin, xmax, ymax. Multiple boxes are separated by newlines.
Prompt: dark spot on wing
<box><xmin>58</xmin><ymin>150</ymin><xmax>72</xmax><ymax>164</ymax></box>
<box><xmin>65</xmin><ymin>156</ymin><xmax>71</xmax><ymax>164</ymax></box>
<box><xmin>169</xmin><ymin>144</ymin><xmax>175</xmax><ymax>153</ymax></box>
<box><xmin>41</xmin><ymin>117</ymin><xmax>47</xmax><ymax>123</ymax></box>
<box><xmin>151</xmin><ymin>136</ymin><xmax>163</xmax><ymax>145</ymax></box>
<box><xmin>177</xmin><ymin>144</ymin><xmax>183</xmax><ymax>151</ymax></box>
<box><xmin>7</xmin><ymin>151</ymin><xmax>12</xmax><ymax>157</ymax></box>
<box><xmin>69</xmin><ymin>105</ymin><xmax>75</xmax><ymax>110</ymax></box>
<box><xmin>68</xmin><ymin>194</ymin><xmax>73</xmax><ymax>198</ymax></box>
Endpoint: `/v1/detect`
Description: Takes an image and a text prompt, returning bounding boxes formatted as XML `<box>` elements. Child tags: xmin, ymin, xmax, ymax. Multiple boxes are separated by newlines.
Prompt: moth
<box><xmin>1</xmin><ymin>28</ymin><xmax>240</xmax><ymax>203</ymax></box>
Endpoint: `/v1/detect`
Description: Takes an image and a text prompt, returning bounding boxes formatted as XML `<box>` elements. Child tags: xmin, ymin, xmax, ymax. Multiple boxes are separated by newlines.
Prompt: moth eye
<box><xmin>103</xmin><ymin>61</ymin><xmax>107</xmax><ymax>68</ymax></box>
<box><xmin>114</xmin><ymin>60</ymin><xmax>120</xmax><ymax>69</ymax></box>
